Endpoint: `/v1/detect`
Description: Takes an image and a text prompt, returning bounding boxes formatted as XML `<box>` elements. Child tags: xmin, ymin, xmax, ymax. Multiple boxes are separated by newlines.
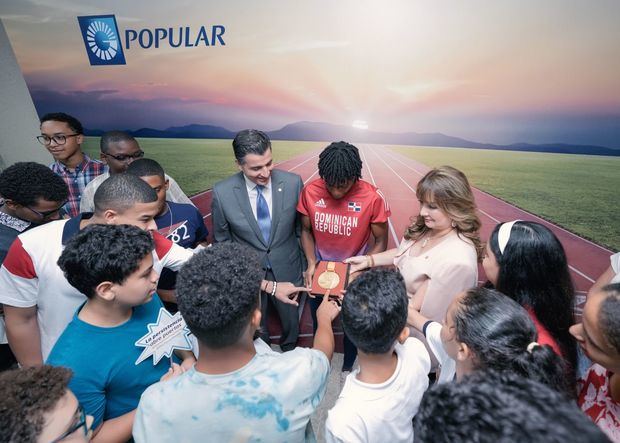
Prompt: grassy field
<box><xmin>83</xmin><ymin>137</ymin><xmax>324</xmax><ymax>195</ymax></box>
<box><xmin>389</xmin><ymin>145</ymin><xmax>620</xmax><ymax>250</ymax></box>
<box><xmin>82</xmin><ymin>137</ymin><xmax>618</xmax><ymax>249</ymax></box>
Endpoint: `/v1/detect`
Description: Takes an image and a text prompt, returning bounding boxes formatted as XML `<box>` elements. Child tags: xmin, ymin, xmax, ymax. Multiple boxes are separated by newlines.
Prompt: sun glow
<box><xmin>352</xmin><ymin>120</ymin><xmax>368</xmax><ymax>130</ymax></box>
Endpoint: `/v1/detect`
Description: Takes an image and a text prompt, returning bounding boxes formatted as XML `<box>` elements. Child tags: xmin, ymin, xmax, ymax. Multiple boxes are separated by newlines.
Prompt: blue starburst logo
<box><xmin>77</xmin><ymin>15</ymin><xmax>126</xmax><ymax>66</ymax></box>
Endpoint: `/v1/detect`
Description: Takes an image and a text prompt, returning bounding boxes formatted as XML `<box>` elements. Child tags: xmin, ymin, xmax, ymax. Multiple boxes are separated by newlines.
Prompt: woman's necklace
<box><xmin>420</xmin><ymin>228</ymin><xmax>453</xmax><ymax>249</ymax></box>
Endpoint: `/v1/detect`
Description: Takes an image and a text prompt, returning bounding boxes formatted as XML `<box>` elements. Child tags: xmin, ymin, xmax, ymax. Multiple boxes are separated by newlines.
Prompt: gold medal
<box><xmin>317</xmin><ymin>261</ymin><xmax>340</xmax><ymax>289</ymax></box>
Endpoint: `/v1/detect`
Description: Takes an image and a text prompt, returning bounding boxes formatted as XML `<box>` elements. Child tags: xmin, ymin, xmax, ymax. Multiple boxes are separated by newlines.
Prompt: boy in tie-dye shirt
<box><xmin>133</xmin><ymin>243</ymin><xmax>341</xmax><ymax>443</ymax></box>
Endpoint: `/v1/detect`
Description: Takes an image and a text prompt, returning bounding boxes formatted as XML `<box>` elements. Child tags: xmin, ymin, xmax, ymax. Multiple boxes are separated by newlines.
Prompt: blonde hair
<box><xmin>404</xmin><ymin>165</ymin><xmax>483</xmax><ymax>260</ymax></box>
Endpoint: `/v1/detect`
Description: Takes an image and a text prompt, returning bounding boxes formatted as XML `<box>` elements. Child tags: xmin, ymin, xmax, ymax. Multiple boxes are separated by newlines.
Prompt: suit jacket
<box><xmin>211</xmin><ymin>169</ymin><xmax>304</xmax><ymax>284</ymax></box>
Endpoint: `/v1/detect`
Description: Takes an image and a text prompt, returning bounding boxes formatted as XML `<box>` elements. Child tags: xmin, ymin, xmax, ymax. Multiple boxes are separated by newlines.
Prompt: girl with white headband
<box><xmin>483</xmin><ymin>220</ymin><xmax>578</xmax><ymax>383</ymax></box>
<box><xmin>408</xmin><ymin>287</ymin><xmax>571</xmax><ymax>396</ymax></box>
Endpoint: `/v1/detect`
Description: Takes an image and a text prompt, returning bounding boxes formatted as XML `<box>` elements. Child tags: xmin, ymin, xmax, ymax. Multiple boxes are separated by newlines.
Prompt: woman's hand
<box><xmin>344</xmin><ymin>255</ymin><xmax>371</xmax><ymax>273</ymax></box>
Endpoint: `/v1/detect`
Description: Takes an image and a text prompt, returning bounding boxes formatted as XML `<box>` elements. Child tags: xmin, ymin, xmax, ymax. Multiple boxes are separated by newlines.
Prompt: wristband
<box><xmin>367</xmin><ymin>255</ymin><xmax>375</xmax><ymax>268</ymax></box>
<box><xmin>422</xmin><ymin>320</ymin><xmax>434</xmax><ymax>337</ymax></box>
<box><xmin>271</xmin><ymin>281</ymin><xmax>278</xmax><ymax>298</ymax></box>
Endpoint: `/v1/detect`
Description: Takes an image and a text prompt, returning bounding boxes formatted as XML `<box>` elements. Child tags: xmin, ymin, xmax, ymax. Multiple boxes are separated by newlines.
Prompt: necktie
<box><xmin>256</xmin><ymin>185</ymin><xmax>271</xmax><ymax>243</ymax></box>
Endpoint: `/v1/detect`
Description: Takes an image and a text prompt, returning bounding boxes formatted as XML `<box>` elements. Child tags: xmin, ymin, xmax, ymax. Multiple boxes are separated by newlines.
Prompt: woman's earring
<box><xmin>451</xmin><ymin>221</ymin><xmax>457</xmax><ymax>228</ymax></box>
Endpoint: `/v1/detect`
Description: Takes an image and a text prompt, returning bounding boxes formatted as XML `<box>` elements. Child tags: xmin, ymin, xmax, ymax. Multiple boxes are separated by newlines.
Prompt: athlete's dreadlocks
<box><xmin>318</xmin><ymin>141</ymin><xmax>363</xmax><ymax>188</ymax></box>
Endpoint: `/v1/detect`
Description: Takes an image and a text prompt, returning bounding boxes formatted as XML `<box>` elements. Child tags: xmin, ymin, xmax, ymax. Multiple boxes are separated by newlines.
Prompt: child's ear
<box><xmin>95</xmin><ymin>281</ymin><xmax>116</xmax><ymax>301</ymax></box>
<box><xmin>456</xmin><ymin>341</ymin><xmax>471</xmax><ymax>363</ymax></box>
<box><xmin>250</xmin><ymin>308</ymin><xmax>262</xmax><ymax>329</ymax></box>
<box><xmin>397</xmin><ymin>326</ymin><xmax>410</xmax><ymax>344</ymax></box>
<box><xmin>165</xmin><ymin>179</ymin><xmax>170</xmax><ymax>191</ymax></box>
<box><xmin>102</xmin><ymin>209</ymin><xmax>118</xmax><ymax>224</ymax></box>
<box><xmin>3</xmin><ymin>199</ymin><xmax>20</xmax><ymax>211</ymax></box>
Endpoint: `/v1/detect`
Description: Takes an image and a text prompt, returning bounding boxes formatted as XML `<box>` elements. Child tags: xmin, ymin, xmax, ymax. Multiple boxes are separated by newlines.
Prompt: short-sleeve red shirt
<box><xmin>297</xmin><ymin>178</ymin><xmax>390</xmax><ymax>261</ymax></box>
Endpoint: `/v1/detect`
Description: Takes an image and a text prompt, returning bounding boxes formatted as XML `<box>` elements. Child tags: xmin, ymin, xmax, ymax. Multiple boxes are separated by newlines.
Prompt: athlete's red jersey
<box><xmin>297</xmin><ymin>179</ymin><xmax>390</xmax><ymax>261</ymax></box>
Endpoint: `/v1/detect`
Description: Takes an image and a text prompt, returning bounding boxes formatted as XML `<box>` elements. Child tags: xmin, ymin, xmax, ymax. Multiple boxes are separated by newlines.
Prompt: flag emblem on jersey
<box><xmin>315</xmin><ymin>198</ymin><xmax>327</xmax><ymax>208</ymax></box>
<box><xmin>348</xmin><ymin>202</ymin><xmax>361</xmax><ymax>212</ymax></box>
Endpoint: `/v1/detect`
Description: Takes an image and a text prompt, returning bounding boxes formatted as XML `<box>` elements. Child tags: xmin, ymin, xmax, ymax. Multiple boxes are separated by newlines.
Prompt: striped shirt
<box><xmin>49</xmin><ymin>155</ymin><xmax>107</xmax><ymax>217</ymax></box>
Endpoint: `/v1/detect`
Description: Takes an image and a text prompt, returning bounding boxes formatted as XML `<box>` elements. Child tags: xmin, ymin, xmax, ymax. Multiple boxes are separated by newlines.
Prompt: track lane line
<box><xmin>359</xmin><ymin>146</ymin><xmax>400</xmax><ymax>246</ymax></box>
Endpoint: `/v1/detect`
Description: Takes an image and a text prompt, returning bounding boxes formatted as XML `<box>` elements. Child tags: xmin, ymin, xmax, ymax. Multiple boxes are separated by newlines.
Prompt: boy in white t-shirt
<box><xmin>325</xmin><ymin>269</ymin><xmax>431</xmax><ymax>443</ymax></box>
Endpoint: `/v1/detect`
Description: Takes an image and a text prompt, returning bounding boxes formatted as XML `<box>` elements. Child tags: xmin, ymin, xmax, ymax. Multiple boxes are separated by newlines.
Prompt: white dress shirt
<box><xmin>243</xmin><ymin>175</ymin><xmax>273</xmax><ymax>220</ymax></box>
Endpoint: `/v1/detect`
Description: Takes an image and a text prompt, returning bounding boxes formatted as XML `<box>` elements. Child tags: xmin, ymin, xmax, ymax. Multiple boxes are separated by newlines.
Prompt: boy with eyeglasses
<box><xmin>0</xmin><ymin>162</ymin><xmax>69</xmax><ymax>371</ymax></box>
<box><xmin>79</xmin><ymin>130</ymin><xmax>193</xmax><ymax>213</ymax></box>
<box><xmin>39</xmin><ymin>112</ymin><xmax>107</xmax><ymax>217</ymax></box>
<box><xmin>0</xmin><ymin>365</ymin><xmax>93</xmax><ymax>442</ymax></box>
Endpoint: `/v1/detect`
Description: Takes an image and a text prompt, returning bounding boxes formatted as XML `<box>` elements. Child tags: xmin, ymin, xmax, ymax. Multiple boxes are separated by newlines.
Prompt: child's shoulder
<box><xmin>263</xmin><ymin>346</ymin><xmax>329</xmax><ymax>370</ymax></box>
<box><xmin>398</xmin><ymin>337</ymin><xmax>431</xmax><ymax>371</ymax></box>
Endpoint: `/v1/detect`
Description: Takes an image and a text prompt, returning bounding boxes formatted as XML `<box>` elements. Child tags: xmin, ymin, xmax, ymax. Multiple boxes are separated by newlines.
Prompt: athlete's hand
<box><xmin>303</xmin><ymin>264</ymin><xmax>316</xmax><ymax>291</ymax></box>
<box><xmin>344</xmin><ymin>255</ymin><xmax>370</xmax><ymax>274</ymax></box>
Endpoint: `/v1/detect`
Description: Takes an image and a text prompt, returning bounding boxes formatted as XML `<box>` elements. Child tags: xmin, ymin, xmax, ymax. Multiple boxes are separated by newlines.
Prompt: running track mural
<box><xmin>190</xmin><ymin>146</ymin><xmax>611</xmax><ymax>348</ymax></box>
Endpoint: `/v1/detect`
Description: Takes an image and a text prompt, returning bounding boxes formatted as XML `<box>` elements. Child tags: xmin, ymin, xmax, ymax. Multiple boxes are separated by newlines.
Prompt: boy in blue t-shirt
<box><xmin>47</xmin><ymin>224</ymin><xmax>195</xmax><ymax>442</ymax></box>
<box><xmin>127</xmin><ymin>158</ymin><xmax>208</xmax><ymax>307</ymax></box>
<box><xmin>133</xmin><ymin>242</ymin><xmax>342</xmax><ymax>442</ymax></box>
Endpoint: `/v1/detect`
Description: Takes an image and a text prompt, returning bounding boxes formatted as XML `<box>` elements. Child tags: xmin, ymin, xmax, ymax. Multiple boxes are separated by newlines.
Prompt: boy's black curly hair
<box><xmin>176</xmin><ymin>242</ymin><xmax>263</xmax><ymax>349</ymax></box>
<box><xmin>414</xmin><ymin>369</ymin><xmax>608</xmax><ymax>443</ymax></box>
<box><xmin>0</xmin><ymin>365</ymin><xmax>73</xmax><ymax>443</ymax></box>
<box><xmin>0</xmin><ymin>162</ymin><xmax>68</xmax><ymax>206</ymax></box>
<box><xmin>57</xmin><ymin>224</ymin><xmax>154</xmax><ymax>298</ymax></box>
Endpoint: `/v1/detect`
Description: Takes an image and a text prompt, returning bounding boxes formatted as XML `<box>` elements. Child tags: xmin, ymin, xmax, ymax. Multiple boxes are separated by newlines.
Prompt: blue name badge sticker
<box><xmin>77</xmin><ymin>15</ymin><xmax>126</xmax><ymax>66</ymax></box>
<box><xmin>135</xmin><ymin>308</ymin><xmax>194</xmax><ymax>365</ymax></box>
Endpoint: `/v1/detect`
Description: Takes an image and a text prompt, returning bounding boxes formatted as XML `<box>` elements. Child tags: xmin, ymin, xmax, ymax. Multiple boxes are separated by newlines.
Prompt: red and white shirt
<box><xmin>578</xmin><ymin>363</ymin><xmax>620</xmax><ymax>441</ymax></box>
<box><xmin>297</xmin><ymin>179</ymin><xmax>390</xmax><ymax>261</ymax></box>
<box><xmin>0</xmin><ymin>213</ymin><xmax>193</xmax><ymax>360</ymax></box>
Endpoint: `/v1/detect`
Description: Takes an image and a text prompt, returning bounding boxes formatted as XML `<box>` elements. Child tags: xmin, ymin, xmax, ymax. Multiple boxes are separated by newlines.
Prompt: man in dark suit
<box><xmin>211</xmin><ymin>130</ymin><xmax>306</xmax><ymax>351</ymax></box>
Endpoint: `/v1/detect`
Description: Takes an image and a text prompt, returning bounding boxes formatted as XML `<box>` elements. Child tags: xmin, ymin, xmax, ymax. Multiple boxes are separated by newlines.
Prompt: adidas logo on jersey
<box><xmin>315</xmin><ymin>198</ymin><xmax>327</xmax><ymax>208</ymax></box>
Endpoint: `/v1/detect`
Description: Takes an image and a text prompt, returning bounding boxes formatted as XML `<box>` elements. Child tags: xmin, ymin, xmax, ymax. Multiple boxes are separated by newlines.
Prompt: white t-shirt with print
<box><xmin>133</xmin><ymin>347</ymin><xmax>330</xmax><ymax>443</ymax></box>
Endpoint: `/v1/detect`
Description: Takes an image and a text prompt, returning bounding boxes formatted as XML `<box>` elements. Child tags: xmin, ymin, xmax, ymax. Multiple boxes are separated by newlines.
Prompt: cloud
<box><xmin>387</xmin><ymin>80</ymin><xmax>468</xmax><ymax>102</ymax></box>
<box><xmin>267</xmin><ymin>40</ymin><xmax>350</xmax><ymax>54</ymax></box>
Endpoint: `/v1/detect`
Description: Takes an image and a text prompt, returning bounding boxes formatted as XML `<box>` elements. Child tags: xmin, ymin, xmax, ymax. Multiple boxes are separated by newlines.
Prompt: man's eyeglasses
<box><xmin>102</xmin><ymin>150</ymin><xmax>145</xmax><ymax>162</ymax></box>
<box><xmin>25</xmin><ymin>201</ymin><xmax>66</xmax><ymax>220</ymax></box>
<box><xmin>37</xmin><ymin>134</ymin><xmax>80</xmax><ymax>146</ymax></box>
<box><xmin>50</xmin><ymin>404</ymin><xmax>90</xmax><ymax>442</ymax></box>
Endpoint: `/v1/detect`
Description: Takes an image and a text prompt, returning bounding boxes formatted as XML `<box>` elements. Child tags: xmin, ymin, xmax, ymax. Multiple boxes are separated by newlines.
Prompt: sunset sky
<box><xmin>2</xmin><ymin>0</ymin><xmax>619</xmax><ymax>147</ymax></box>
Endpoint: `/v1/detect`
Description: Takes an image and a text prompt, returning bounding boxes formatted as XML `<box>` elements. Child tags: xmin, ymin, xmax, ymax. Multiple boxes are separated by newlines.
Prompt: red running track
<box><xmin>190</xmin><ymin>145</ymin><xmax>613</xmax><ymax>347</ymax></box>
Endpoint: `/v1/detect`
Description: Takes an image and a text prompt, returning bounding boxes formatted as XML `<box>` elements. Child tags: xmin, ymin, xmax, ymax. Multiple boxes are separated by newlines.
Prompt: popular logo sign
<box><xmin>77</xmin><ymin>14</ymin><xmax>226</xmax><ymax>66</ymax></box>
<box><xmin>77</xmin><ymin>15</ymin><xmax>126</xmax><ymax>65</ymax></box>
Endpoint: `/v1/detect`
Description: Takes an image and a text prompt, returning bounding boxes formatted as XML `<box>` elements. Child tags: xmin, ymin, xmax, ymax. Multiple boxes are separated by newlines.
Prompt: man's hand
<box><xmin>274</xmin><ymin>282</ymin><xmax>309</xmax><ymax>307</ymax></box>
<box><xmin>303</xmin><ymin>263</ymin><xmax>316</xmax><ymax>289</ymax></box>
<box><xmin>344</xmin><ymin>255</ymin><xmax>371</xmax><ymax>274</ymax></box>
<box><xmin>316</xmin><ymin>290</ymin><xmax>342</xmax><ymax>323</ymax></box>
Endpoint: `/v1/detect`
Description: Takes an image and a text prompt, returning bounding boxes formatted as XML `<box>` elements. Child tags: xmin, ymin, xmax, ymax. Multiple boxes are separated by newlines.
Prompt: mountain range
<box><xmin>84</xmin><ymin>121</ymin><xmax>619</xmax><ymax>156</ymax></box>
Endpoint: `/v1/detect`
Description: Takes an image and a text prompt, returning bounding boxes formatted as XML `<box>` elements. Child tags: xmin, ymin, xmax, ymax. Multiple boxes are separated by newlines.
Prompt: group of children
<box><xmin>0</xmin><ymin>112</ymin><xmax>619</xmax><ymax>442</ymax></box>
